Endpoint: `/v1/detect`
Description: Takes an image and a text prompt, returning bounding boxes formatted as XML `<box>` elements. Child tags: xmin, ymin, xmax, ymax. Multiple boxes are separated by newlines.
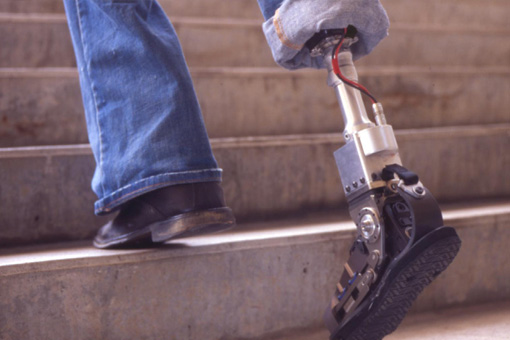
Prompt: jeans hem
<box><xmin>94</xmin><ymin>168</ymin><xmax>223</xmax><ymax>215</ymax></box>
<box><xmin>263</xmin><ymin>14</ymin><xmax>324</xmax><ymax>70</ymax></box>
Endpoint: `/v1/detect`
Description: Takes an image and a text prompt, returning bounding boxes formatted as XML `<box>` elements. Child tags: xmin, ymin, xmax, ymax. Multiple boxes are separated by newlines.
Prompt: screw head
<box><xmin>360</xmin><ymin>177</ymin><xmax>366</xmax><ymax>184</ymax></box>
<box><xmin>352</xmin><ymin>181</ymin><xmax>358</xmax><ymax>188</ymax></box>
<box><xmin>345</xmin><ymin>186</ymin><xmax>351</xmax><ymax>193</ymax></box>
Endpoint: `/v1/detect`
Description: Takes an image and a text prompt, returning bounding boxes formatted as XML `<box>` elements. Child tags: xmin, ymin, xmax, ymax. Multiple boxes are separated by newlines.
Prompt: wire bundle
<box><xmin>331</xmin><ymin>28</ymin><xmax>378</xmax><ymax>104</ymax></box>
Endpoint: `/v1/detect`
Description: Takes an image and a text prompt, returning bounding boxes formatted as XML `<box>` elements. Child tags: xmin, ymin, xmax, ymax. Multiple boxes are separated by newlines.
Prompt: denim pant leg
<box><xmin>63</xmin><ymin>0</ymin><xmax>221</xmax><ymax>215</ymax></box>
<box><xmin>257</xmin><ymin>0</ymin><xmax>284</xmax><ymax>20</ymax></box>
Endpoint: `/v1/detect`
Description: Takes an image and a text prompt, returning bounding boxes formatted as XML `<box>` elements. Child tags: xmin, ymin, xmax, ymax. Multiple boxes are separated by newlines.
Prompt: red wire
<box><xmin>332</xmin><ymin>29</ymin><xmax>377</xmax><ymax>104</ymax></box>
<box><xmin>331</xmin><ymin>30</ymin><xmax>345</xmax><ymax>76</ymax></box>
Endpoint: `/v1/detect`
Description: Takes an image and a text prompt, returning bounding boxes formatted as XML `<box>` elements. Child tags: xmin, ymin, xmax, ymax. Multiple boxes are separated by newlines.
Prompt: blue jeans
<box><xmin>63</xmin><ymin>0</ymin><xmax>283</xmax><ymax>215</ymax></box>
<box><xmin>258</xmin><ymin>0</ymin><xmax>284</xmax><ymax>20</ymax></box>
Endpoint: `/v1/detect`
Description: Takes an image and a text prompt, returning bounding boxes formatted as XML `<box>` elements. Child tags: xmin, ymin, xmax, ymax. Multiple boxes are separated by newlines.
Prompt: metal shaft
<box><xmin>323</xmin><ymin>49</ymin><xmax>374</xmax><ymax>141</ymax></box>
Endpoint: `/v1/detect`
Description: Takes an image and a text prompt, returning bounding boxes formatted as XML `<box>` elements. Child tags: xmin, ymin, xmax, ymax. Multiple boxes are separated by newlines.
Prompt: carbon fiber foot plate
<box><xmin>331</xmin><ymin>227</ymin><xmax>461</xmax><ymax>340</ymax></box>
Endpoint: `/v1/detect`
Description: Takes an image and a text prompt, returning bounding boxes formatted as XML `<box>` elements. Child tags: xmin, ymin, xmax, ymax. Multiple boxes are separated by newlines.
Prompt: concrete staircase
<box><xmin>1</xmin><ymin>0</ymin><xmax>509</xmax><ymax>339</ymax></box>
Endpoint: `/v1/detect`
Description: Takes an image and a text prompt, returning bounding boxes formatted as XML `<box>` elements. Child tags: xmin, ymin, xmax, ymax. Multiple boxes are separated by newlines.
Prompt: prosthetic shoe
<box><xmin>307</xmin><ymin>28</ymin><xmax>462</xmax><ymax>340</ymax></box>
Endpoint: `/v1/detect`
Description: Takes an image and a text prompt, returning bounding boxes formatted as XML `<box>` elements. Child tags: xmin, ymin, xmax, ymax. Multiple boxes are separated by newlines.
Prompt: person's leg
<box><xmin>63</xmin><ymin>0</ymin><xmax>221</xmax><ymax>214</ymax></box>
<box><xmin>257</xmin><ymin>0</ymin><xmax>284</xmax><ymax>20</ymax></box>
<box><xmin>63</xmin><ymin>0</ymin><xmax>234</xmax><ymax>247</ymax></box>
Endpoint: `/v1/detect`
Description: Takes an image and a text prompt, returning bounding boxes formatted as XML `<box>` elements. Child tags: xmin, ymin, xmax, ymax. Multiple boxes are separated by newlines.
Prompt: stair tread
<box><xmin>3</xmin><ymin>65</ymin><xmax>510</xmax><ymax>75</ymax></box>
<box><xmin>1</xmin><ymin>199</ymin><xmax>509</xmax><ymax>271</ymax></box>
<box><xmin>2</xmin><ymin>66</ymin><xmax>510</xmax><ymax>146</ymax></box>
<box><xmin>1</xmin><ymin>124</ymin><xmax>509</xmax><ymax>247</ymax></box>
<box><xmin>1</xmin><ymin>123</ymin><xmax>509</xmax><ymax>153</ymax></box>
<box><xmin>1</xmin><ymin>12</ymin><xmax>509</xmax><ymax>33</ymax></box>
<box><xmin>265</xmin><ymin>300</ymin><xmax>510</xmax><ymax>340</ymax></box>
<box><xmin>2</xmin><ymin>15</ymin><xmax>509</xmax><ymax>69</ymax></box>
<box><xmin>1</xmin><ymin>199</ymin><xmax>509</xmax><ymax>339</ymax></box>
<box><xmin>1</xmin><ymin>0</ymin><xmax>509</xmax><ymax>32</ymax></box>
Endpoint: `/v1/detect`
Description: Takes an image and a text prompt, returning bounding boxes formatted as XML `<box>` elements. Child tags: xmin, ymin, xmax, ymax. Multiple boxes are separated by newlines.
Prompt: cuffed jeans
<box><xmin>262</xmin><ymin>0</ymin><xmax>389</xmax><ymax>69</ymax></box>
<box><xmin>63</xmin><ymin>0</ymin><xmax>284</xmax><ymax>215</ymax></box>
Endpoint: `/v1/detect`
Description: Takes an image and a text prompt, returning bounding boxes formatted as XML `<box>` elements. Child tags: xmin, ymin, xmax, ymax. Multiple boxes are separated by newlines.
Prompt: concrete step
<box><xmin>2</xmin><ymin>67</ymin><xmax>510</xmax><ymax>147</ymax></box>
<box><xmin>1</xmin><ymin>14</ymin><xmax>509</xmax><ymax>69</ymax></box>
<box><xmin>1</xmin><ymin>0</ymin><xmax>508</xmax><ymax>31</ymax></box>
<box><xmin>0</xmin><ymin>0</ymin><xmax>263</xmax><ymax>19</ymax></box>
<box><xmin>0</xmin><ymin>124</ymin><xmax>509</xmax><ymax>246</ymax></box>
<box><xmin>267</xmin><ymin>301</ymin><xmax>510</xmax><ymax>340</ymax></box>
<box><xmin>383</xmin><ymin>0</ymin><xmax>510</xmax><ymax>31</ymax></box>
<box><xmin>1</xmin><ymin>201</ymin><xmax>509</xmax><ymax>339</ymax></box>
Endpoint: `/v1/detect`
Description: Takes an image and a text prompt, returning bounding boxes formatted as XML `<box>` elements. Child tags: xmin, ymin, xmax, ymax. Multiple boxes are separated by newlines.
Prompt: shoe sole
<box><xmin>328</xmin><ymin>226</ymin><xmax>462</xmax><ymax>340</ymax></box>
<box><xmin>93</xmin><ymin>207</ymin><xmax>235</xmax><ymax>249</ymax></box>
<box><xmin>151</xmin><ymin>206</ymin><xmax>236</xmax><ymax>242</ymax></box>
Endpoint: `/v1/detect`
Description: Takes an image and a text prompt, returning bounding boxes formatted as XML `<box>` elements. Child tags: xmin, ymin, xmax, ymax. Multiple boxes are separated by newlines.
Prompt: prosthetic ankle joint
<box><xmin>306</xmin><ymin>28</ymin><xmax>460</xmax><ymax>340</ymax></box>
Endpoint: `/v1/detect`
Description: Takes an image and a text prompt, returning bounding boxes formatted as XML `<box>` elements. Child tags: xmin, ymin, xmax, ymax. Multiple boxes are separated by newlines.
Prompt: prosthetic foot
<box><xmin>306</xmin><ymin>28</ymin><xmax>462</xmax><ymax>340</ymax></box>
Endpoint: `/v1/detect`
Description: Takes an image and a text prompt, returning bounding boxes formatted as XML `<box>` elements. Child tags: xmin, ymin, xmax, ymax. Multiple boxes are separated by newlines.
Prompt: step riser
<box><xmin>0</xmin><ymin>20</ymin><xmax>73</xmax><ymax>68</ymax></box>
<box><xmin>0</xmin><ymin>74</ymin><xmax>88</xmax><ymax>146</ymax></box>
<box><xmin>383</xmin><ymin>0</ymin><xmax>510</xmax><ymax>30</ymax></box>
<box><xmin>411</xmin><ymin>213</ymin><xmax>510</xmax><ymax>312</ymax></box>
<box><xmin>361</xmin><ymin>29</ymin><xmax>510</xmax><ymax>68</ymax></box>
<box><xmin>2</xmin><ymin>70</ymin><xmax>509</xmax><ymax>147</ymax></box>
<box><xmin>0</xmin><ymin>0</ymin><xmax>263</xmax><ymax>19</ymax></box>
<box><xmin>1</xmin><ymin>211</ymin><xmax>509</xmax><ymax>339</ymax></box>
<box><xmin>1</xmin><ymin>126</ymin><xmax>509</xmax><ymax>246</ymax></box>
<box><xmin>1</xmin><ymin>0</ymin><xmax>508</xmax><ymax>31</ymax></box>
<box><xmin>1</xmin><ymin>20</ymin><xmax>509</xmax><ymax>68</ymax></box>
<box><xmin>0</xmin><ymin>152</ymin><xmax>108</xmax><ymax>245</ymax></box>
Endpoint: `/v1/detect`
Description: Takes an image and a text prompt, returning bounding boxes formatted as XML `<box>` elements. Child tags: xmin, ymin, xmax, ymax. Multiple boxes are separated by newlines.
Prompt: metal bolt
<box><xmin>352</xmin><ymin>181</ymin><xmax>358</xmax><ymax>188</ymax></box>
<box><xmin>345</xmin><ymin>186</ymin><xmax>351</xmax><ymax>193</ymax></box>
<box><xmin>371</xmin><ymin>251</ymin><xmax>379</xmax><ymax>262</ymax></box>
<box><xmin>414</xmin><ymin>186</ymin><xmax>425</xmax><ymax>195</ymax></box>
<box><xmin>369</xmin><ymin>250</ymin><xmax>380</xmax><ymax>266</ymax></box>
<box><xmin>360</xmin><ymin>214</ymin><xmax>376</xmax><ymax>240</ymax></box>
<box><xmin>361</xmin><ymin>270</ymin><xmax>375</xmax><ymax>286</ymax></box>
<box><xmin>360</xmin><ymin>177</ymin><xmax>366</xmax><ymax>184</ymax></box>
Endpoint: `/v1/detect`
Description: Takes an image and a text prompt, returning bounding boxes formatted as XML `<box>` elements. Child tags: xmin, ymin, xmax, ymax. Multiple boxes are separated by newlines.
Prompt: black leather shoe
<box><xmin>93</xmin><ymin>182</ymin><xmax>236</xmax><ymax>249</ymax></box>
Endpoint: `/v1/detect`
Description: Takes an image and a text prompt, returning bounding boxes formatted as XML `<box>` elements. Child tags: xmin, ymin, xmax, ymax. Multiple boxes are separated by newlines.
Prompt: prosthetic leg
<box><xmin>307</xmin><ymin>28</ymin><xmax>462</xmax><ymax>340</ymax></box>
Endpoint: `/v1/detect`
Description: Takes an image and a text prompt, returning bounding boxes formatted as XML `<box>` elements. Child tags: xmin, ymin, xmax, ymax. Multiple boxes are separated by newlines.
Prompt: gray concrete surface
<box><xmin>0</xmin><ymin>0</ymin><xmax>508</xmax><ymax>337</ymax></box>
<box><xmin>266</xmin><ymin>301</ymin><xmax>510</xmax><ymax>340</ymax></box>
<box><xmin>1</xmin><ymin>0</ymin><xmax>509</xmax><ymax>31</ymax></box>
<box><xmin>2</xmin><ymin>67</ymin><xmax>510</xmax><ymax>146</ymax></box>
<box><xmin>0</xmin><ymin>0</ymin><xmax>263</xmax><ymax>19</ymax></box>
<box><xmin>0</xmin><ymin>125</ymin><xmax>509</xmax><ymax>246</ymax></box>
<box><xmin>388</xmin><ymin>301</ymin><xmax>510</xmax><ymax>340</ymax></box>
<box><xmin>1</xmin><ymin>14</ymin><xmax>509</xmax><ymax>68</ymax></box>
<box><xmin>1</xmin><ymin>203</ymin><xmax>509</xmax><ymax>339</ymax></box>
<box><xmin>383</xmin><ymin>0</ymin><xmax>510</xmax><ymax>30</ymax></box>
